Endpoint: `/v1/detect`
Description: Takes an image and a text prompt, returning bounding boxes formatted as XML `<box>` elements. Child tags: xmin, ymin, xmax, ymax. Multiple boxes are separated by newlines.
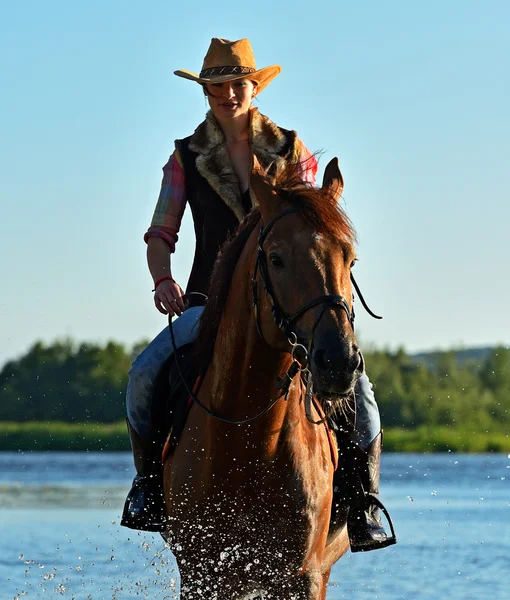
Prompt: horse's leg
<box><xmin>319</xmin><ymin>568</ymin><xmax>331</xmax><ymax>600</ymax></box>
<box><xmin>322</xmin><ymin>525</ymin><xmax>350</xmax><ymax>573</ymax></box>
<box><xmin>179</xmin><ymin>569</ymin><xmax>211</xmax><ymax>600</ymax></box>
<box><xmin>179</xmin><ymin>567</ymin><xmax>235</xmax><ymax>600</ymax></box>
<box><xmin>271</xmin><ymin>572</ymin><xmax>323</xmax><ymax>600</ymax></box>
<box><xmin>179</xmin><ymin>574</ymin><xmax>213</xmax><ymax>600</ymax></box>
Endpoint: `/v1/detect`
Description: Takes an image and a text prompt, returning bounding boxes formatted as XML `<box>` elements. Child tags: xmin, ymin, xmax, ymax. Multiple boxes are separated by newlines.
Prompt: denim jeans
<box><xmin>126</xmin><ymin>306</ymin><xmax>380</xmax><ymax>450</ymax></box>
<box><xmin>126</xmin><ymin>306</ymin><xmax>203</xmax><ymax>439</ymax></box>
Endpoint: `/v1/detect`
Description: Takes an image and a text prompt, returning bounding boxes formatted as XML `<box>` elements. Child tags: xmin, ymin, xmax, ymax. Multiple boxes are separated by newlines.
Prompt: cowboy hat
<box><xmin>174</xmin><ymin>38</ymin><xmax>281</xmax><ymax>94</ymax></box>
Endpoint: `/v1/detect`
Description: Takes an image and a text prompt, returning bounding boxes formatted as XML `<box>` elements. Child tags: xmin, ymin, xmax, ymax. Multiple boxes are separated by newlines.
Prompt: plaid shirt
<box><xmin>144</xmin><ymin>139</ymin><xmax>318</xmax><ymax>252</ymax></box>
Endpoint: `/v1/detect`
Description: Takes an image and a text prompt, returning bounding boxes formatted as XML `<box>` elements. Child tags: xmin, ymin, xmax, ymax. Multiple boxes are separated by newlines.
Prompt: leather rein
<box><xmin>170</xmin><ymin>207</ymin><xmax>381</xmax><ymax>426</ymax></box>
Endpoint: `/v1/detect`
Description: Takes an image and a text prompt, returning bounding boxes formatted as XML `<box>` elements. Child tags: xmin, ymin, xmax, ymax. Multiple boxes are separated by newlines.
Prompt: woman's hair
<box><xmin>201</xmin><ymin>80</ymin><xmax>258</xmax><ymax>97</ymax></box>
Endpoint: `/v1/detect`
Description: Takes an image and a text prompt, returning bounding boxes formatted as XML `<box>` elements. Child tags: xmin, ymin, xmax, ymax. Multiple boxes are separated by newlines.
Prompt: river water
<box><xmin>0</xmin><ymin>452</ymin><xmax>508</xmax><ymax>599</ymax></box>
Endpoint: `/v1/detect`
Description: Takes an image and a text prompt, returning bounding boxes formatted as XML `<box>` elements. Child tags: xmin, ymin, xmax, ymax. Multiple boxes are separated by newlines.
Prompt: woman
<box><xmin>121</xmin><ymin>38</ymin><xmax>395</xmax><ymax>552</ymax></box>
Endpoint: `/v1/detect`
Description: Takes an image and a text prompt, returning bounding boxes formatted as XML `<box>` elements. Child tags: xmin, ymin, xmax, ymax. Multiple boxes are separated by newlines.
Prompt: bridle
<box><xmin>251</xmin><ymin>207</ymin><xmax>381</xmax><ymax>423</ymax></box>
<box><xmin>252</xmin><ymin>208</ymin><xmax>355</xmax><ymax>348</ymax></box>
<box><xmin>252</xmin><ymin>207</ymin><xmax>357</xmax><ymax>357</ymax></box>
<box><xmin>170</xmin><ymin>207</ymin><xmax>382</xmax><ymax>426</ymax></box>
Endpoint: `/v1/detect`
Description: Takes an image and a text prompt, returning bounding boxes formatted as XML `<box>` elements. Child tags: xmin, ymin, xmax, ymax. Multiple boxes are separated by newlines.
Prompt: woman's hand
<box><xmin>154</xmin><ymin>279</ymin><xmax>186</xmax><ymax>317</ymax></box>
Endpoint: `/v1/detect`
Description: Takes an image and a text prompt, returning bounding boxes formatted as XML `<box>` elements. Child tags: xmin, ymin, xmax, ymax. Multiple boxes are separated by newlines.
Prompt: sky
<box><xmin>1</xmin><ymin>0</ymin><xmax>509</xmax><ymax>369</ymax></box>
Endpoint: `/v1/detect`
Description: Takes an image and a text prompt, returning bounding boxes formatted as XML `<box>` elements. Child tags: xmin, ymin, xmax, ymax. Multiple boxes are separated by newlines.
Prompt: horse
<box><xmin>162</xmin><ymin>158</ymin><xmax>363</xmax><ymax>599</ymax></box>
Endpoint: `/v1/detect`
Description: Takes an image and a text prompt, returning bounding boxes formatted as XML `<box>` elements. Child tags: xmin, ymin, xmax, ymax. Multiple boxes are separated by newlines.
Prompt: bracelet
<box><xmin>152</xmin><ymin>276</ymin><xmax>175</xmax><ymax>292</ymax></box>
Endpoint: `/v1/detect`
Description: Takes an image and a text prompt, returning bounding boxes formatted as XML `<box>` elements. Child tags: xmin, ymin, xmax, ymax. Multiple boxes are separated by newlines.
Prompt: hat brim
<box><xmin>174</xmin><ymin>65</ymin><xmax>281</xmax><ymax>95</ymax></box>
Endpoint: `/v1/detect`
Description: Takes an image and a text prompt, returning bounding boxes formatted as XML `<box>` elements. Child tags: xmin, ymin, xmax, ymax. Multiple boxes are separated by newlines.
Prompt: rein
<box><xmin>252</xmin><ymin>207</ymin><xmax>357</xmax><ymax>425</ymax></box>
<box><xmin>170</xmin><ymin>207</ymin><xmax>382</xmax><ymax>427</ymax></box>
<box><xmin>169</xmin><ymin>306</ymin><xmax>285</xmax><ymax>426</ymax></box>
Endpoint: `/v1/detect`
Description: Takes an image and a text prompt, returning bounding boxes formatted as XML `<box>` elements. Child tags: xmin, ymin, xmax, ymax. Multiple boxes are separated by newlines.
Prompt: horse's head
<box><xmin>250</xmin><ymin>159</ymin><xmax>363</xmax><ymax>400</ymax></box>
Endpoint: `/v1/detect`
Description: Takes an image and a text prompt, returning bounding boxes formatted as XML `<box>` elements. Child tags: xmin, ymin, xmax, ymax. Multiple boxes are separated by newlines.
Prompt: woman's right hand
<box><xmin>154</xmin><ymin>279</ymin><xmax>186</xmax><ymax>317</ymax></box>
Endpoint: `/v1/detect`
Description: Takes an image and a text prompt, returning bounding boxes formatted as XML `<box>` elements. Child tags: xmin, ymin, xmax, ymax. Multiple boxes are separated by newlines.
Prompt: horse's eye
<box><xmin>269</xmin><ymin>253</ymin><xmax>284</xmax><ymax>268</ymax></box>
<box><xmin>350</xmin><ymin>258</ymin><xmax>358</xmax><ymax>269</ymax></box>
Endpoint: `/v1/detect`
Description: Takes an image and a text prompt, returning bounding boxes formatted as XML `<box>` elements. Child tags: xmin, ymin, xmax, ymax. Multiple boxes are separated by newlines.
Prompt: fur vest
<box><xmin>176</xmin><ymin>108</ymin><xmax>300</xmax><ymax>303</ymax></box>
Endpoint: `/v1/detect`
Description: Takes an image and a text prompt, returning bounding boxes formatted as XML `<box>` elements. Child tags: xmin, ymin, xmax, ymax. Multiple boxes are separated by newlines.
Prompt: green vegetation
<box><xmin>0</xmin><ymin>339</ymin><xmax>508</xmax><ymax>452</ymax></box>
<box><xmin>0</xmin><ymin>420</ymin><xmax>129</xmax><ymax>451</ymax></box>
<box><xmin>0</xmin><ymin>421</ymin><xmax>507</xmax><ymax>453</ymax></box>
<box><xmin>381</xmin><ymin>426</ymin><xmax>508</xmax><ymax>453</ymax></box>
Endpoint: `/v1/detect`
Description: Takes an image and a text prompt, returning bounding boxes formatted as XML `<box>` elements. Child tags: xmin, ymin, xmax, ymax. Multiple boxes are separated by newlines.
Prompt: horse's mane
<box><xmin>194</xmin><ymin>166</ymin><xmax>357</xmax><ymax>373</ymax></box>
<box><xmin>269</xmin><ymin>166</ymin><xmax>357</xmax><ymax>246</ymax></box>
<box><xmin>194</xmin><ymin>210</ymin><xmax>261</xmax><ymax>373</ymax></box>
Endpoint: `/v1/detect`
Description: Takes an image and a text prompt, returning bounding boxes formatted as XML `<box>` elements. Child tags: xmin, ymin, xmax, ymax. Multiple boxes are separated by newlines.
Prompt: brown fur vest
<box><xmin>176</xmin><ymin>108</ymin><xmax>300</xmax><ymax>304</ymax></box>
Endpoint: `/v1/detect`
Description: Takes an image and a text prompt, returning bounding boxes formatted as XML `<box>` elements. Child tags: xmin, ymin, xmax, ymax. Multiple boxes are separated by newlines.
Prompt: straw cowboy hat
<box><xmin>174</xmin><ymin>38</ymin><xmax>281</xmax><ymax>94</ymax></box>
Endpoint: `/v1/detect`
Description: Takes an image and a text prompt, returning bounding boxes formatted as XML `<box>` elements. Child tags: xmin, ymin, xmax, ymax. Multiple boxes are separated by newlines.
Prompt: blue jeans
<box><xmin>126</xmin><ymin>307</ymin><xmax>380</xmax><ymax>450</ymax></box>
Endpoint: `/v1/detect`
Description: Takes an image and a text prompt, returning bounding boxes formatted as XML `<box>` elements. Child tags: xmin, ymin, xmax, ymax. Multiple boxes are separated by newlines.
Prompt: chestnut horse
<box><xmin>163</xmin><ymin>159</ymin><xmax>363</xmax><ymax>599</ymax></box>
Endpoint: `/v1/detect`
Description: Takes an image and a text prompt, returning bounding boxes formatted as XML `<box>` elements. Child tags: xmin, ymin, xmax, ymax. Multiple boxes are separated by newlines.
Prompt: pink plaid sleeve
<box><xmin>144</xmin><ymin>150</ymin><xmax>187</xmax><ymax>252</ymax></box>
<box><xmin>296</xmin><ymin>139</ymin><xmax>318</xmax><ymax>185</ymax></box>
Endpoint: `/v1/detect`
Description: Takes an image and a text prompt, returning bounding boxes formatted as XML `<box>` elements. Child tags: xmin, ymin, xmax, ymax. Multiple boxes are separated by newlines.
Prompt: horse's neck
<box><xmin>204</xmin><ymin>232</ymin><xmax>294</xmax><ymax>419</ymax></box>
<box><xmin>208</xmin><ymin>295</ymin><xmax>289</xmax><ymax>411</ymax></box>
<box><xmin>197</xmin><ymin>233</ymin><xmax>325</xmax><ymax>472</ymax></box>
<box><xmin>203</xmin><ymin>289</ymin><xmax>319</xmax><ymax>467</ymax></box>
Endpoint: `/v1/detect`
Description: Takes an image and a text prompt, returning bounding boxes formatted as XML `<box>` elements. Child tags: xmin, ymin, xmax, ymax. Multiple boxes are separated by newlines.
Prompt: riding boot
<box><xmin>332</xmin><ymin>431</ymin><xmax>397</xmax><ymax>552</ymax></box>
<box><xmin>121</xmin><ymin>419</ymin><xmax>166</xmax><ymax>532</ymax></box>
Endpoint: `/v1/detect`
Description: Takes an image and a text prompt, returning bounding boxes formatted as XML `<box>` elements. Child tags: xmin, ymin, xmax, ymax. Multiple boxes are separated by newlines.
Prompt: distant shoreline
<box><xmin>0</xmin><ymin>422</ymin><xmax>508</xmax><ymax>453</ymax></box>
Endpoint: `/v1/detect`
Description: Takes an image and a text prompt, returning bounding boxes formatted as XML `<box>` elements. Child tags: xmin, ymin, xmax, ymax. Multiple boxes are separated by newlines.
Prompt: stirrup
<box><xmin>121</xmin><ymin>475</ymin><xmax>167</xmax><ymax>533</ymax></box>
<box><xmin>348</xmin><ymin>494</ymin><xmax>397</xmax><ymax>553</ymax></box>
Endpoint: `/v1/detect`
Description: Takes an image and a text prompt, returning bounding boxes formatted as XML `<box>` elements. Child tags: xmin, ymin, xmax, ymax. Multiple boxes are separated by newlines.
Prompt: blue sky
<box><xmin>1</xmin><ymin>0</ymin><xmax>509</xmax><ymax>368</ymax></box>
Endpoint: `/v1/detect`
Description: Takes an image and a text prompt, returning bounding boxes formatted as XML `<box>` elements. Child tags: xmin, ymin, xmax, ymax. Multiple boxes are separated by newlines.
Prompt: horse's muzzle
<box><xmin>310</xmin><ymin>338</ymin><xmax>363</xmax><ymax>397</ymax></box>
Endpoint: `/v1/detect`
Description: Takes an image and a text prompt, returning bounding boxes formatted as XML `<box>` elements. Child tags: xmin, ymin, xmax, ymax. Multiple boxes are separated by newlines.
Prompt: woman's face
<box><xmin>205</xmin><ymin>79</ymin><xmax>257</xmax><ymax>121</ymax></box>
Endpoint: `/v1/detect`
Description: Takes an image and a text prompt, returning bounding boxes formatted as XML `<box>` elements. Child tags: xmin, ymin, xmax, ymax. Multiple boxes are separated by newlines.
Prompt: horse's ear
<box><xmin>252</xmin><ymin>154</ymin><xmax>264</xmax><ymax>175</ymax></box>
<box><xmin>250</xmin><ymin>170</ymin><xmax>273</xmax><ymax>203</ymax></box>
<box><xmin>322</xmin><ymin>157</ymin><xmax>344</xmax><ymax>201</ymax></box>
<box><xmin>250</xmin><ymin>171</ymin><xmax>281</xmax><ymax>222</ymax></box>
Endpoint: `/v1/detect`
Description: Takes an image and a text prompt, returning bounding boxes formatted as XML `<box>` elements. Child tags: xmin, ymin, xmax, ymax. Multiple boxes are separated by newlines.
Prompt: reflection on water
<box><xmin>2</xmin><ymin>508</ymin><xmax>180</xmax><ymax>599</ymax></box>
<box><xmin>0</xmin><ymin>483</ymin><xmax>126</xmax><ymax>509</ymax></box>
<box><xmin>0</xmin><ymin>451</ymin><xmax>132</xmax><ymax>485</ymax></box>
<box><xmin>0</xmin><ymin>451</ymin><xmax>131</xmax><ymax>509</ymax></box>
<box><xmin>0</xmin><ymin>452</ymin><xmax>508</xmax><ymax>599</ymax></box>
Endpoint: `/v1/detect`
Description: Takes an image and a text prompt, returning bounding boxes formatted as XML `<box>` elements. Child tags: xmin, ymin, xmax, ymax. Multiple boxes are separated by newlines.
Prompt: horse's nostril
<box><xmin>313</xmin><ymin>344</ymin><xmax>361</xmax><ymax>375</ymax></box>
<box><xmin>313</xmin><ymin>348</ymin><xmax>328</xmax><ymax>371</ymax></box>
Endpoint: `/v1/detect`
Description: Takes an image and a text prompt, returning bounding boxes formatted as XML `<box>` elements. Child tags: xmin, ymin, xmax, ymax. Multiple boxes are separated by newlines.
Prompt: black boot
<box><xmin>344</xmin><ymin>432</ymin><xmax>397</xmax><ymax>552</ymax></box>
<box><xmin>332</xmin><ymin>431</ymin><xmax>397</xmax><ymax>552</ymax></box>
<box><xmin>121</xmin><ymin>419</ymin><xmax>166</xmax><ymax>532</ymax></box>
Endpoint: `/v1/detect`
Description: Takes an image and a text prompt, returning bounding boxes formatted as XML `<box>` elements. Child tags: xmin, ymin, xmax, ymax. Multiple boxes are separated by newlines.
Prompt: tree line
<box><xmin>0</xmin><ymin>339</ymin><xmax>508</xmax><ymax>431</ymax></box>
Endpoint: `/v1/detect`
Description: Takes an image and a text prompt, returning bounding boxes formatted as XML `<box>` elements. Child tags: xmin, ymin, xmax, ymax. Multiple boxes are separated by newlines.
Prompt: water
<box><xmin>0</xmin><ymin>452</ymin><xmax>508</xmax><ymax>599</ymax></box>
